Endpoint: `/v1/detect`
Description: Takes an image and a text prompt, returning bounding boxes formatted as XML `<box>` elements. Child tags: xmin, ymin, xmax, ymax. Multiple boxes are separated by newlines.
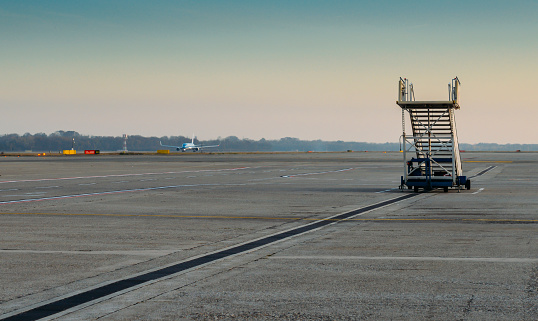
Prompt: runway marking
<box><xmin>35</xmin><ymin>186</ymin><xmax>59</xmax><ymax>189</ymax></box>
<box><xmin>2</xmin><ymin>193</ymin><xmax>48</xmax><ymax>197</ymax></box>
<box><xmin>464</xmin><ymin>161</ymin><xmax>512</xmax><ymax>163</ymax></box>
<box><xmin>269</xmin><ymin>256</ymin><xmax>538</xmax><ymax>263</ymax></box>
<box><xmin>0</xmin><ymin>193</ymin><xmax>418</xmax><ymax>321</ymax></box>
<box><xmin>0</xmin><ymin>169</ymin><xmax>368</xmax><ymax>205</ymax></box>
<box><xmin>281</xmin><ymin>168</ymin><xmax>354</xmax><ymax>178</ymax></box>
<box><xmin>376</xmin><ymin>188</ymin><xmax>398</xmax><ymax>193</ymax></box>
<box><xmin>0</xmin><ymin>167</ymin><xmax>251</xmax><ymax>184</ymax></box>
<box><xmin>0</xmin><ymin>212</ymin><xmax>304</xmax><ymax>220</ymax></box>
<box><xmin>78</xmin><ymin>183</ymin><xmax>96</xmax><ymax>186</ymax></box>
<box><xmin>0</xmin><ymin>184</ymin><xmax>227</xmax><ymax>205</ymax></box>
<box><xmin>1</xmin><ymin>212</ymin><xmax>536</xmax><ymax>223</ymax></box>
<box><xmin>472</xmin><ymin>188</ymin><xmax>485</xmax><ymax>195</ymax></box>
<box><xmin>0</xmin><ymin>249</ymin><xmax>176</xmax><ymax>256</ymax></box>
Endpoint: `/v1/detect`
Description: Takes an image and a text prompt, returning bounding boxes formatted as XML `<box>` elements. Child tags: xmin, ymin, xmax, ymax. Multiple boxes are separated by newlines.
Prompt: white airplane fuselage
<box><xmin>159</xmin><ymin>136</ymin><xmax>218</xmax><ymax>152</ymax></box>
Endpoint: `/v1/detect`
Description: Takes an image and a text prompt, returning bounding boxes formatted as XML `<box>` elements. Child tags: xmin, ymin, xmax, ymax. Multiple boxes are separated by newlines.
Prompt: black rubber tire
<box><xmin>443</xmin><ymin>187</ymin><xmax>449</xmax><ymax>193</ymax></box>
<box><xmin>465</xmin><ymin>180</ymin><xmax>471</xmax><ymax>190</ymax></box>
<box><xmin>413</xmin><ymin>186</ymin><xmax>419</xmax><ymax>193</ymax></box>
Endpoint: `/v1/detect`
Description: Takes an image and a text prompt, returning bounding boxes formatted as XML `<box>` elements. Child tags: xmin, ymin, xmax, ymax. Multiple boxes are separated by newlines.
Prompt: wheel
<box><xmin>443</xmin><ymin>187</ymin><xmax>448</xmax><ymax>193</ymax></box>
<box><xmin>413</xmin><ymin>186</ymin><xmax>419</xmax><ymax>193</ymax></box>
<box><xmin>465</xmin><ymin>179</ymin><xmax>471</xmax><ymax>190</ymax></box>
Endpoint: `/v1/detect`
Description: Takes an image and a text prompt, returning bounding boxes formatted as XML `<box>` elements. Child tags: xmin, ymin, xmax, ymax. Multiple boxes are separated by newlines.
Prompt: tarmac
<box><xmin>0</xmin><ymin>151</ymin><xmax>536</xmax><ymax>320</ymax></box>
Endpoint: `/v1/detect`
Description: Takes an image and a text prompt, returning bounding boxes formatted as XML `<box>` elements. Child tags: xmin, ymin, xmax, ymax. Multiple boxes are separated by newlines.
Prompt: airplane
<box><xmin>159</xmin><ymin>136</ymin><xmax>219</xmax><ymax>152</ymax></box>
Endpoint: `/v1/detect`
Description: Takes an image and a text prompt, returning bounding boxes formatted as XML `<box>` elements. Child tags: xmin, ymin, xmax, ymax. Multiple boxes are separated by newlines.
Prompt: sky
<box><xmin>0</xmin><ymin>0</ymin><xmax>537</xmax><ymax>144</ymax></box>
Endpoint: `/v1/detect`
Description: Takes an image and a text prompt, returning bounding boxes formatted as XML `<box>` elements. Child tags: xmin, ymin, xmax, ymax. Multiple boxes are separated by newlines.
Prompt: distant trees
<box><xmin>0</xmin><ymin>131</ymin><xmax>536</xmax><ymax>152</ymax></box>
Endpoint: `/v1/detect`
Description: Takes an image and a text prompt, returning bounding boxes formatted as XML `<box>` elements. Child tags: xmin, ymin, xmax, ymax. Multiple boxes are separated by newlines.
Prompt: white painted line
<box><xmin>3</xmin><ymin>192</ymin><xmax>47</xmax><ymax>197</ymax></box>
<box><xmin>0</xmin><ymin>183</ymin><xmax>231</xmax><ymax>205</ymax></box>
<box><xmin>281</xmin><ymin>168</ymin><xmax>354</xmax><ymax>178</ymax></box>
<box><xmin>35</xmin><ymin>186</ymin><xmax>60</xmax><ymax>189</ymax></box>
<box><xmin>269</xmin><ymin>256</ymin><xmax>538</xmax><ymax>263</ymax></box>
<box><xmin>0</xmin><ymin>249</ymin><xmax>177</xmax><ymax>256</ymax></box>
<box><xmin>472</xmin><ymin>188</ymin><xmax>485</xmax><ymax>195</ymax></box>
<box><xmin>0</xmin><ymin>167</ymin><xmax>252</xmax><ymax>184</ymax></box>
<box><xmin>376</xmin><ymin>188</ymin><xmax>397</xmax><ymax>194</ymax></box>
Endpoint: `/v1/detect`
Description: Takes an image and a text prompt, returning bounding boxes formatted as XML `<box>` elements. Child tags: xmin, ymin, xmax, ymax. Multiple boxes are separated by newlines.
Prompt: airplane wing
<box><xmin>159</xmin><ymin>141</ymin><xmax>181</xmax><ymax>149</ymax></box>
<box><xmin>200</xmin><ymin>144</ymin><xmax>220</xmax><ymax>149</ymax></box>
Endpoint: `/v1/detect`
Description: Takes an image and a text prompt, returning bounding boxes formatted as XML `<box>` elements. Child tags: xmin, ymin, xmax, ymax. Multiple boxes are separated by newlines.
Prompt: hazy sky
<box><xmin>1</xmin><ymin>1</ymin><xmax>537</xmax><ymax>143</ymax></box>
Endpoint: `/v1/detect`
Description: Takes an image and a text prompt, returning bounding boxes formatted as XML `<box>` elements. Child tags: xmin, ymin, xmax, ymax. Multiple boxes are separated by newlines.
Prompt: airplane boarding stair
<box><xmin>397</xmin><ymin>77</ymin><xmax>470</xmax><ymax>192</ymax></box>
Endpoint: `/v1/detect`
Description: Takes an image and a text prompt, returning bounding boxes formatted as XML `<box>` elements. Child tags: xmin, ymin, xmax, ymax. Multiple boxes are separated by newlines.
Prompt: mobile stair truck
<box><xmin>397</xmin><ymin>77</ymin><xmax>470</xmax><ymax>192</ymax></box>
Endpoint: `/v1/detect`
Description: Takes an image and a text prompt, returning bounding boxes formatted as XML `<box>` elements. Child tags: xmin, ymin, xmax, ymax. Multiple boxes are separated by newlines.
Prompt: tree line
<box><xmin>0</xmin><ymin>131</ymin><xmax>536</xmax><ymax>152</ymax></box>
<box><xmin>0</xmin><ymin>131</ymin><xmax>400</xmax><ymax>152</ymax></box>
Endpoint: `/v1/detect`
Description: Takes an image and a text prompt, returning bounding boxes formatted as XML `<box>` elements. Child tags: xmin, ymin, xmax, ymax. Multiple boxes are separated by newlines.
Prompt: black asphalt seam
<box><xmin>469</xmin><ymin>166</ymin><xmax>496</xmax><ymax>179</ymax></box>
